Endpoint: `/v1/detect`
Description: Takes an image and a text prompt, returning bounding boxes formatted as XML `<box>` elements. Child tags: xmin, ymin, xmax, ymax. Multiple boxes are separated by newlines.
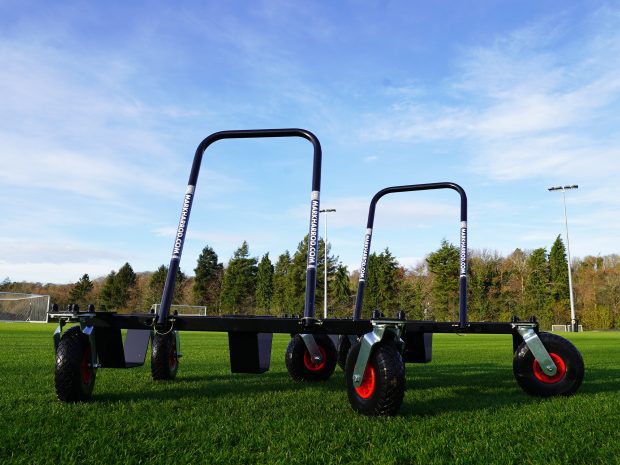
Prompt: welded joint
<box><xmin>516</xmin><ymin>327</ymin><xmax>557</xmax><ymax>376</ymax></box>
<box><xmin>352</xmin><ymin>323</ymin><xmax>402</xmax><ymax>388</ymax></box>
<box><xmin>301</xmin><ymin>333</ymin><xmax>323</xmax><ymax>364</ymax></box>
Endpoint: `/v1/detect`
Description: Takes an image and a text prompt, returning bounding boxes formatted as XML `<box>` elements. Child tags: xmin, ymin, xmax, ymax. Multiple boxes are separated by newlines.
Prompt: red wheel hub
<box><xmin>81</xmin><ymin>346</ymin><xmax>93</xmax><ymax>385</ymax></box>
<box><xmin>303</xmin><ymin>346</ymin><xmax>327</xmax><ymax>371</ymax></box>
<box><xmin>533</xmin><ymin>352</ymin><xmax>567</xmax><ymax>384</ymax></box>
<box><xmin>355</xmin><ymin>363</ymin><xmax>376</xmax><ymax>399</ymax></box>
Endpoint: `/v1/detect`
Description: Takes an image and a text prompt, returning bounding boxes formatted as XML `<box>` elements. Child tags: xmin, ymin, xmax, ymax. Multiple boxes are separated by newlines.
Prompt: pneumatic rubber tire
<box><xmin>337</xmin><ymin>335</ymin><xmax>352</xmax><ymax>371</ymax></box>
<box><xmin>513</xmin><ymin>332</ymin><xmax>584</xmax><ymax>397</ymax></box>
<box><xmin>55</xmin><ymin>326</ymin><xmax>96</xmax><ymax>402</ymax></box>
<box><xmin>285</xmin><ymin>334</ymin><xmax>337</xmax><ymax>382</ymax></box>
<box><xmin>151</xmin><ymin>332</ymin><xmax>178</xmax><ymax>380</ymax></box>
<box><xmin>345</xmin><ymin>341</ymin><xmax>405</xmax><ymax>416</ymax></box>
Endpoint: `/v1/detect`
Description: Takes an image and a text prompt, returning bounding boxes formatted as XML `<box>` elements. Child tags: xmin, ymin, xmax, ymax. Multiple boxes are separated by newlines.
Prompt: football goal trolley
<box><xmin>48</xmin><ymin>129</ymin><xmax>584</xmax><ymax>415</ymax></box>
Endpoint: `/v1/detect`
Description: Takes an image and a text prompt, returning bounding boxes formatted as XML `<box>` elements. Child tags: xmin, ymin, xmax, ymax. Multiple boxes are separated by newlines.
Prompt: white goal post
<box><xmin>551</xmin><ymin>324</ymin><xmax>584</xmax><ymax>332</ymax></box>
<box><xmin>0</xmin><ymin>292</ymin><xmax>50</xmax><ymax>322</ymax></box>
<box><xmin>150</xmin><ymin>304</ymin><xmax>208</xmax><ymax>316</ymax></box>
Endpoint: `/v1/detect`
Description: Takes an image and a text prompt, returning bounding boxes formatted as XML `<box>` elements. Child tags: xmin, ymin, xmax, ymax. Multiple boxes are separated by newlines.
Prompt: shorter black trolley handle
<box><xmin>157</xmin><ymin>129</ymin><xmax>322</xmax><ymax>325</ymax></box>
<box><xmin>353</xmin><ymin>182</ymin><xmax>469</xmax><ymax>328</ymax></box>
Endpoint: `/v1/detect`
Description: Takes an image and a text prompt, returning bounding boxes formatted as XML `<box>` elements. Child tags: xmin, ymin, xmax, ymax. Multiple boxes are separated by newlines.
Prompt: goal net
<box><xmin>0</xmin><ymin>292</ymin><xmax>50</xmax><ymax>322</ymax></box>
<box><xmin>150</xmin><ymin>304</ymin><xmax>208</xmax><ymax>316</ymax></box>
<box><xmin>551</xmin><ymin>324</ymin><xmax>584</xmax><ymax>332</ymax></box>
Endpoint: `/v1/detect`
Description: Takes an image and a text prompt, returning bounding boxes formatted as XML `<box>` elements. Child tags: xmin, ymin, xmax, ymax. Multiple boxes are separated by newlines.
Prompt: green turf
<box><xmin>0</xmin><ymin>323</ymin><xmax>618</xmax><ymax>464</ymax></box>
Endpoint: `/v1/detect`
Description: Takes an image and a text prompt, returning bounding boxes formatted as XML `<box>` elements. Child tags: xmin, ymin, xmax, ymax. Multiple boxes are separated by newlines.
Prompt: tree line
<box><xmin>2</xmin><ymin>235</ymin><xmax>618</xmax><ymax>329</ymax></box>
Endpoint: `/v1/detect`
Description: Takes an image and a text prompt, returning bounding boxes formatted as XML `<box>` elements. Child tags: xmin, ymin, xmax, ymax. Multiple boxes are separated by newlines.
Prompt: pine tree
<box><xmin>332</xmin><ymin>264</ymin><xmax>352</xmax><ymax>312</ymax></box>
<box><xmin>99</xmin><ymin>270</ymin><xmax>117</xmax><ymax>310</ymax></box>
<box><xmin>426</xmin><ymin>239</ymin><xmax>460</xmax><ymax>320</ymax></box>
<box><xmin>220</xmin><ymin>241</ymin><xmax>258</xmax><ymax>313</ymax></box>
<box><xmin>315</xmin><ymin>238</ymin><xmax>338</xmax><ymax>313</ymax></box>
<box><xmin>549</xmin><ymin>235</ymin><xmax>570</xmax><ymax>302</ymax></box>
<box><xmin>397</xmin><ymin>265</ymin><xmax>429</xmax><ymax>320</ymax></box>
<box><xmin>284</xmin><ymin>236</ymin><xmax>339</xmax><ymax>315</ymax></box>
<box><xmin>502</xmin><ymin>248</ymin><xmax>529</xmax><ymax>318</ymax></box>
<box><xmin>361</xmin><ymin>252</ymin><xmax>380</xmax><ymax>314</ymax></box>
<box><xmin>69</xmin><ymin>274</ymin><xmax>94</xmax><ymax>306</ymax></box>
<box><xmin>272</xmin><ymin>251</ymin><xmax>292</xmax><ymax>313</ymax></box>
<box><xmin>468</xmin><ymin>250</ymin><xmax>503</xmax><ymax>321</ymax></box>
<box><xmin>287</xmin><ymin>237</ymin><xmax>310</xmax><ymax>314</ymax></box>
<box><xmin>193</xmin><ymin>245</ymin><xmax>223</xmax><ymax>312</ymax></box>
<box><xmin>523</xmin><ymin>247</ymin><xmax>551</xmax><ymax>322</ymax></box>
<box><xmin>115</xmin><ymin>263</ymin><xmax>137</xmax><ymax>309</ymax></box>
<box><xmin>98</xmin><ymin>263</ymin><xmax>136</xmax><ymax>311</ymax></box>
<box><xmin>255</xmin><ymin>253</ymin><xmax>274</xmax><ymax>311</ymax></box>
<box><xmin>146</xmin><ymin>265</ymin><xmax>167</xmax><ymax>308</ymax></box>
<box><xmin>362</xmin><ymin>248</ymin><xmax>399</xmax><ymax>316</ymax></box>
<box><xmin>146</xmin><ymin>265</ymin><xmax>187</xmax><ymax>309</ymax></box>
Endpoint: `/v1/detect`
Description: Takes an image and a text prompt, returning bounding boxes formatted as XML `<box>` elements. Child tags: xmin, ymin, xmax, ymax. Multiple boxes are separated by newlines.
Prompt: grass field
<box><xmin>1</xmin><ymin>323</ymin><xmax>618</xmax><ymax>465</ymax></box>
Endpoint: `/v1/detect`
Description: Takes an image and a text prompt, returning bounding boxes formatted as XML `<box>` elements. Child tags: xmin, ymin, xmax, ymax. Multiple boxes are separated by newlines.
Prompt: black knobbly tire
<box><xmin>337</xmin><ymin>335</ymin><xmax>352</xmax><ymax>371</ymax></box>
<box><xmin>151</xmin><ymin>332</ymin><xmax>178</xmax><ymax>380</ymax></box>
<box><xmin>55</xmin><ymin>326</ymin><xmax>96</xmax><ymax>402</ymax></box>
<box><xmin>285</xmin><ymin>334</ymin><xmax>337</xmax><ymax>382</ymax></box>
<box><xmin>345</xmin><ymin>341</ymin><xmax>405</xmax><ymax>416</ymax></box>
<box><xmin>513</xmin><ymin>332</ymin><xmax>584</xmax><ymax>397</ymax></box>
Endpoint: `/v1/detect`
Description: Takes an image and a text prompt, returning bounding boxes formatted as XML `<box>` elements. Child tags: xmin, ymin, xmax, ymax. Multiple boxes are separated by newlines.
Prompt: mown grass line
<box><xmin>0</xmin><ymin>323</ymin><xmax>618</xmax><ymax>464</ymax></box>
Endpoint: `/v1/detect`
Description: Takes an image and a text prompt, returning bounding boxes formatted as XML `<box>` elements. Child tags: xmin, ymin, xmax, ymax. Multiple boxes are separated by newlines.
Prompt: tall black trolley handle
<box><xmin>157</xmin><ymin>129</ymin><xmax>323</xmax><ymax>325</ymax></box>
<box><xmin>353</xmin><ymin>182</ymin><xmax>469</xmax><ymax>328</ymax></box>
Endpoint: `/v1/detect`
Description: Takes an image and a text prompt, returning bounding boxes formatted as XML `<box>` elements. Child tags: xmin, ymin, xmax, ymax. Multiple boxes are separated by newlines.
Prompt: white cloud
<box><xmin>0</xmin><ymin>238</ymin><xmax>128</xmax><ymax>283</ymax></box>
<box><xmin>0</xmin><ymin>39</ymin><xmax>188</xmax><ymax>203</ymax></box>
<box><xmin>395</xmin><ymin>255</ymin><xmax>424</xmax><ymax>269</ymax></box>
<box><xmin>0</xmin><ymin>238</ymin><xmax>122</xmax><ymax>264</ymax></box>
<box><xmin>360</xmin><ymin>6</ymin><xmax>620</xmax><ymax>184</ymax></box>
<box><xmin>519</xmin><ymin>232</ymin><xmax>553</xmax><ymax>243</ymax></box>
<box><xmin>288</xmin><ymin>196</ymin><xmax>459</xmax><ymax>229</ymax></box>
<box><xmin>0</xmin><ymin>262</ymin><xmax>120</xmax><ymax>285</ymax></box>
<box><xmin>470</xmin><ymin>136</ymin><xmax>620</xmax><ymax>182</ymax></box>
<box><xmin>152</xmin><ymin>227</ymin><xmax>252</xmax><ymax>246</ymax></box>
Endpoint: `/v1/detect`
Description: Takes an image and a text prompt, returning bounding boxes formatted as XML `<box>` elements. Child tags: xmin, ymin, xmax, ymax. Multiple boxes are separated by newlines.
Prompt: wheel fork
<box><xmin>514</xmin><ymin>324</ymin><xmax>557</xmax><ymax>376</ymax></box>
<box><xmin>352</xmin><ymin>321</ymin><xmax>404</xmax><ymax>388</ymax></box>
<box><xmin>301</xmin><ymin>334</ymin><xmax>324</xmax><ymax>364</ymax></box>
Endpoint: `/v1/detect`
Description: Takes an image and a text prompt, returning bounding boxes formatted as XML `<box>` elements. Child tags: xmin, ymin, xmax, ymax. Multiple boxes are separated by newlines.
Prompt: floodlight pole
<box><xmin>319</xmin><ymin>208</ymin><xmax>336</xmax><ymax>319</ymax></box>
<box><xmin>548</xmin><ymin>185</ymin><xmax>578</xmax><ymax>332</ymax></box>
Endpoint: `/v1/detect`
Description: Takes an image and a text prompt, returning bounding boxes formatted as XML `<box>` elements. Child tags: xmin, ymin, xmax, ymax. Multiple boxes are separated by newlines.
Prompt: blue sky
<box><xmin>1</xmin><ymin>0</ymin><xmax>619</xmax><ymax>284</ymax></box>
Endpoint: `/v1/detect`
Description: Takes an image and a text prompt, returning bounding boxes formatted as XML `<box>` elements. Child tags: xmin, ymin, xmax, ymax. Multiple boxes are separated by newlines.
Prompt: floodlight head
<box><xmin>548</xmin><ymin>185</ymin><xmax>578</xmax><ymax>192</ymax></box>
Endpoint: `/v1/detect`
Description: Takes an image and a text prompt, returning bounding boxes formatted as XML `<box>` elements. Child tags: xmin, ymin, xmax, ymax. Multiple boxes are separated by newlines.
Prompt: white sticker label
<box><xmin>172</xmin><ymin>185</ymin><xmax>195</xmax><ymax>259</ymax></box>
<box><xmin>358</xmin><ymin>228</ymin><xmax>373</xmax><ymax>281</ymax></box>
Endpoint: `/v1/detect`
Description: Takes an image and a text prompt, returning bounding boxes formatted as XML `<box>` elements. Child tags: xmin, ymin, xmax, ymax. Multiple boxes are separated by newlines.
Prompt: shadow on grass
<box><xmin>93</xmin><ymin>369</ymin><xmax>348</xmax><ymax>403</ymax></box>
<box><xmin>89</xmin><ymin>361</ymin><xmax>619</xmax><ymax>416</ymax></box>
<box><xmin>410</xmin><ymin>362</ymin><xmax>620</xmax><ymax>391</ymax></box>
<box><xmin>400</xmin><ymin>363</ymin><xmax>620</xmax><ymax>417</ymax></box>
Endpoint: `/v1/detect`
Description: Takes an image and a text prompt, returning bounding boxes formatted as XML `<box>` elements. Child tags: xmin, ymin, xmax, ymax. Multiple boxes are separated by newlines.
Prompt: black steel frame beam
<box><xmin>352</xmin><ymin>182</ymin><xmax>469</xmax><ymax>327</ymax></box>
<box><xmin>157</xmin><ymin>129</ymin><xmax>322</xmax><ymax>325</ymax></box>
<box><xmin>55</xmin><ymin>313</ymin><xmax>524</xmax><ymax>336</ymax></box>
